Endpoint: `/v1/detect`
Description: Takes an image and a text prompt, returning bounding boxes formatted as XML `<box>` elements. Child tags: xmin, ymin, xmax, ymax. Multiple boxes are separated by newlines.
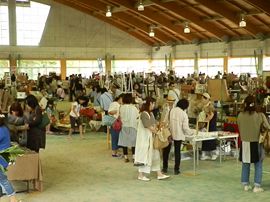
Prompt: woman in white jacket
<box><xmin>162</xmin><ymin>99</ymin><xmax>194</xmax><ymax>175</ymax></box>
<box><xmin>135</xmin><ymin>97</ymin><xmax>170</xmax><ymax>181</ymax></box>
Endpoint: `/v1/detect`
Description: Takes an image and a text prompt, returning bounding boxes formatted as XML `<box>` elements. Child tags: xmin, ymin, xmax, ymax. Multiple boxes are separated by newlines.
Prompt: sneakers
<box><xmin>244</xmin><ymin>185</ymin><xmax>252</xmax><ymax>191</ymax></box>
<box><xmin>253</xmin><ymin>187</ymin><xmax>264</xmax><ymax>193</ymax></box>
<box><xmin>138</xmin><ymin>176</ymin><xmax>150</xmax><ymax>181</ymax></box>
<box><xmin>157</xmin><ymin>174</ymin><xmax>170</xmax><ymax>180</ymax></box>
<box><xmin>211</xmin><ymin>155</ymin><xmax>218</xmax><ymax>161</ymax></box>
<box><xmin>200</xmin><ymin>155</ymin><xmax>210</xmax><ymax>160</ymax></box>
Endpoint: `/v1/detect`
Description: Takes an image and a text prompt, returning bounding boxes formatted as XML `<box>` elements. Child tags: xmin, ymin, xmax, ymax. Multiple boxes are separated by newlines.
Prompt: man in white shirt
<box><xmin>167</xmin><ymin>82</ymin><xmax>180</xmax><ymax>106</ymax></box>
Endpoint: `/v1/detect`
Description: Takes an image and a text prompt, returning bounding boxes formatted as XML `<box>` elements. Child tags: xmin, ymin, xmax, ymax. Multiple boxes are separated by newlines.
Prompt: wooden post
<box><xmin>224</xmin><ymin>56</ymin><xmax>228</xmax><ymax>74</ymax></box>
<box><xmin>9</xmin><ymin>55</ymin><xmax>17</xmax><ymax>74</ymax></box>
<box><xmin>60</xmin><ymin>59</ymin><xmax>66</xmax><ymax>80</ymax></box>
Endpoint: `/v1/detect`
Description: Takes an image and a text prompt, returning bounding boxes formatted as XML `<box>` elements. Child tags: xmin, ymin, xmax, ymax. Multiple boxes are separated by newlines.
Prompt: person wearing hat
<box><xmin>111</xmin><ymin>83</ymin><xmax>122</xmax><ymax>99</ymax></box>
<box><xmin>160</xmin><ymin>95</ymin><xmax>175</xmax><ymax>125</ymax></box>
<box><xmin>198</xmin><ymin>103</ymin><xmax>218</xmax><ymax>160</ymax></box>
<box><xmin>167</xmin><ymin>82</ymin><xmax>180</xmax><ymax>106</ymax></box>
<box><xmin>187</xmin><ymin>92</ymin><xmax>211</xmax><ymax>125</ymax></box>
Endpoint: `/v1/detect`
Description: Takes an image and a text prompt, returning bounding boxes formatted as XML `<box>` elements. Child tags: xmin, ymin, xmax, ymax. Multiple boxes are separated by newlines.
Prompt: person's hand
<box><xmin>25</xmin><ymin>124</ymin><xmax>29</xmax><ymax>129</ymax></box>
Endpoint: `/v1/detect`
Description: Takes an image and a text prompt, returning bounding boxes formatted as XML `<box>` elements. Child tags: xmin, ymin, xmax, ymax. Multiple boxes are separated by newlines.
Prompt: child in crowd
<box><xmin>68</xmin><ymin>96</ymin><xmax>88</xmax><ymax>139</ymax></box>
<box><xmin>46</xmin><ymin>100</ymin><xmax>57</xmax><ymax>134</ymax></box>
<box><xmin>0</xmin><ymin>112</ymin><xmax>21</xmax><ymax>202</ymax></box>
<box><xmin>56</xmin><ymin>85</ymin><xmax>65</xmax><ymax>101</ymax></box>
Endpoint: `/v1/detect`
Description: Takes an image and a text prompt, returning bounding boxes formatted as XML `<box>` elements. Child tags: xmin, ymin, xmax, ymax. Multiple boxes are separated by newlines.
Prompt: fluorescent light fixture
<box><xmin>106</xmin><ymin>6</ymin><xmax>112</xmax><ymax>17</ymax></box>
<box><xmin>239</xmin><ymin>15</ymin><xmax>246</xmax><ymax>27</ymax></box>
<box><xmin>138</xmin><ymin>0</ymin><xmax>144</xmax><ymax>11</ymax></box>
<box><xmin>149</xmin><ymin>27</ymin><xmax>155</xmax><ymax>37</ymax></box>
<box><xmin>184</xmin><ymin>22</ymin><xmax>190</xmax><ymax>33</ymax></box>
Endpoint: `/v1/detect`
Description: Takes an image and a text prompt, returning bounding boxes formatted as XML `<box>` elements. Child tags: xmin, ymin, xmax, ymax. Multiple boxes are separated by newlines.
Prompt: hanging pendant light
<box><xmin>184</xmin><ymin>22</ymin><xmax>190</xmax><ymax>33</ymax></box>
<box><xmin>106</xmin><ymin>5</ymin><xmax>112</xmax><ymax>17</ymax></box>
<box><xmin>138</xmin><ymin>0</ymin><xmax>144</xmax><ymax>11</ymax></box>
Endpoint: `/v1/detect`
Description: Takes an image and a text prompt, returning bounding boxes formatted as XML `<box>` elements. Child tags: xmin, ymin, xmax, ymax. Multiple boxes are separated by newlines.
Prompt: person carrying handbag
<box><xmin>237</xmin><ymin>95</ymin><xmax>270</xmax><ymax>193</ymax></box>
<box><xmin>134</xmin><ymin>97</ymin><xmax>169</xmax><ymax>181</ymax></box>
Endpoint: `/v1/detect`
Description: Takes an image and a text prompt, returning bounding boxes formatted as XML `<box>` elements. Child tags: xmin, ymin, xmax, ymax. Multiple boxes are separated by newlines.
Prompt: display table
<box><xmin>7</xmin><ymin>151</ymin><xmax>43</xmax><ymax>192</ymax></box>
<box><xmin>186</xmin><ymin>131</ymin><xmax>239</xmax><ymax>175</ymax></box>
<box><xmin>186</xmin><ymin>133</ymin><xmax>218</xmax><ymax>175</ymax></box>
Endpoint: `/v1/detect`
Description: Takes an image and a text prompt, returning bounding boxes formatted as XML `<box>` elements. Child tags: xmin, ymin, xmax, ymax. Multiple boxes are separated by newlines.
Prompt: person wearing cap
<box><xmin>167</xmin><ymin>82</ymin><xmax>180</xmax><ymax>106</ymax></box>
<box><xmin>188</xmin><ymin>92</ymin><xmax>211</xmax><ymax>124</ymax></box>
<box><xmin>198</xmin><ymin>103</ymin><xmax>218</xmax><ymax>160</ymax></box>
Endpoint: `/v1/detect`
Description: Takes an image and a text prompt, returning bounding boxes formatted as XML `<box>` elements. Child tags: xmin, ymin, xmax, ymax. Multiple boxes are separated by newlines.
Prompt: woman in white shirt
<box><xmin>108</xmin><ymin>94</ymin><xmax>123</xmax><ymax>157</ymax></box>
<box><xmin>162</xmin><ymin>99</ymin><xmax>194</xmax><ymax>175</ymax></box>
<box><xmin>118</xmin><ymin>93</ymin><xmax>139</xmax><ymax>162</ymax></box>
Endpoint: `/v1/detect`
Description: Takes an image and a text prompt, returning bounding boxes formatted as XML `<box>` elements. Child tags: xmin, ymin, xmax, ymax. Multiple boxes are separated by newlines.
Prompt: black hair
<box><xmin>140</xmin><ymin>97</ymin><xmax>156</xmax><ymax>113</ymax></box>
<box><xmin>114</xmin><ymin>94</ymin><xmax>124</xmax><ymax>102</ymax></box>
<box><xmin>176</xmin><ymin>99</ymin><xmax>189</xmax><ymax>110</ymax></box>
<box><xmin>100</xmin><ymin>88</ymin><xmax>108</xmax><ymax>94</ymax></box>
<box><xmin>0</xmin><ymin>111</ymin><xmax>5</xmax><ymax>127</ymax></box>
<box><xmin>25</xmin><ymin>95</ymin><xmax>39</xmax><ymax>110</ymax></box>
<box><xmin>122</xmin><ymin>93</ymin><xmax>133</xmax><ymax>104</ymax></box>
<box><xmin>9</xmin><ymin>102</ymin><xmax>24</xmax><ymax>117</ymax></box>
<box><xmin>244</xmin><ymin>95</ymin><xmax>256</xmax><ymax>114</ymax></box>
<box><xmin>169</xmin><ymin>82</ymin><xmax>175</xmax><ymax>87</ymax></box>
<box><xmin>77</xmin><ymin>96</ymin><xmax>89</xmax><ymax>107</ymax></box>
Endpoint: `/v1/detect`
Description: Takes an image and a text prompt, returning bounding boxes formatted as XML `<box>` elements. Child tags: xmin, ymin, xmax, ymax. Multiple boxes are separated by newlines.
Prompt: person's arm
<box><xmin>182</xmin><ymin>113</ymin><xmax>194</xmax><ymax>136</ymax></box>
<box><xmin>141</xmin><ymin>112</ymin><xmax>156</xmax><ymax>133</ymax></box>
<box><xmin>261</xmin><ymin>113</ymin><xmax>270</xmax><ymax>130</ymax></box>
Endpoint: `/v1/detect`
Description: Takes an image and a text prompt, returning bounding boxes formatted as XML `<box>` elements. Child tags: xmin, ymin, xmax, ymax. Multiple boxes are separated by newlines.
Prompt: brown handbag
<box><xmin>153</xmin><ymin>127</ymin><xmax>171</xmax><ymax>150</ymax></box>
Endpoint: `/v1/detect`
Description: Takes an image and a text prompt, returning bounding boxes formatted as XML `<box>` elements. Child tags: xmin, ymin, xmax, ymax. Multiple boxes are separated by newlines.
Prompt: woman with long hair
<box><xmin>237</xmin><ymin>95</ymin><xmax>270</xmax><ymax>192</ymax></box>
<box><xmin>135</xmin><ymin>97</ymin><xmax>169</xmax><ymax>181</ymax></box>
<box><xmin>25</xmin><ymin>95</ymin><xmax>45</xmax><ymax>152</ymax></box>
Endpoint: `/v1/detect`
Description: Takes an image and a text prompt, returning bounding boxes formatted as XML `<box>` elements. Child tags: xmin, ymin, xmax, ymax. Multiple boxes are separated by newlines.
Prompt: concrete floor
<box><xmin>2</xmin><ymin>133</ymin><xmax>270</xmax><ymax>202</ymax></box>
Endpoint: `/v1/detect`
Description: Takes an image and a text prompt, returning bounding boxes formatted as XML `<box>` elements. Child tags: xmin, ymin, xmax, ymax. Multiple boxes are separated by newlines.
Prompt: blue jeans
<box><xmin>110</xmin><ymin>128</ymin><xmax>119</xmax><ymax>151</ymax></box>
<box><xmin>0</xmin><ymin>170</ymin><xmax>15</xmax><ymax>196</ymax></box>
<box><xmin>241</xmin><ymin>161</ymin><xmax>263</xmax><ymax>187</ymax></box>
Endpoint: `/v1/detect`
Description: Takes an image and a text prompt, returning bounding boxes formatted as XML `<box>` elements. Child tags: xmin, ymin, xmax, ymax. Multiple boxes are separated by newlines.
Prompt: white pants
<box><xmin>138</xmin><ymin>149</ymin><xmax>161</xmax><ymax>174</ymax></box>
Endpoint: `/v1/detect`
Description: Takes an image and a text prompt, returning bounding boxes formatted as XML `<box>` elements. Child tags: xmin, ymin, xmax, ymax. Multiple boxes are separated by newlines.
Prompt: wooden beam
<box><xmin>109</xmin><ymin>0</ymin><xmax>194</xmax><ymax>42</ymax></box>
<box><xmin>71</xmin><ymin>0</ymin><xmax>170</xmax><ymax>44</ymax></box>
<box><xmin>243</xmin><ymin>0</ymin><xmax>270</xmax><ymax>15</ymax></box>
<box><xmin>196</xmin><ymin>0</ymin><xmax>261</xmax><ymax>36</ymax></box>
<box><xmin>150</xmin><ymin>0</ymin><xmax>225</xmax><ymax>40</ymax></box>
<box><xmin>54</xmin><ymin>0</ymin><xmax>154</xmax><ymax>45</ymax></box>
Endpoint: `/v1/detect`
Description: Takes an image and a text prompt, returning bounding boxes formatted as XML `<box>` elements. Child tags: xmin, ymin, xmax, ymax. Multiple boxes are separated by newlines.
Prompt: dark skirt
<box><xmin>202</xmin><ymin>140</ymin><xmax>216</xmax><ymax>151</ymax></box>
<box><xmin>27</xmin><ymin>127</ymin><xmax>46</xmax><ymax>152</ymax></box>
<box><xmin>239</xmin><ymin>141</ymin><xmax>260</xmax><ymax>163</ymax></box>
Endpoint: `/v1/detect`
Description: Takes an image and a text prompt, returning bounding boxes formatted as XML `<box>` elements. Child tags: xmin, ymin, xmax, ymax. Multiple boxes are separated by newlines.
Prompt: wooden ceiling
<box><xmin>53</xmin><ymin>0</ymin><xmax>270</xmax><ymax>46</ymax></box>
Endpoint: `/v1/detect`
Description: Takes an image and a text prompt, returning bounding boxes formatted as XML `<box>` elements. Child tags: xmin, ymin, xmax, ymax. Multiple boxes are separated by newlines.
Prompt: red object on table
<box><xmin>223</xmin><ymin>123</ymin><xmax>241</xmax><ymax>146</ymax></box>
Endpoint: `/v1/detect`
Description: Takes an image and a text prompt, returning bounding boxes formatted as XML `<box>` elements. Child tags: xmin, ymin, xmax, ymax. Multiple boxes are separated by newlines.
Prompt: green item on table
<box><xmin>0</xmin><ymin>145</ymin><xmax>25</xmax><ymax>172</ymax></box>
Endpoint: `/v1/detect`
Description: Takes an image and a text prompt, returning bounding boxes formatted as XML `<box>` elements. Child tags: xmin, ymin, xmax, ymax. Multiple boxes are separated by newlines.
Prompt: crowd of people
<box><xmin>0</xmin><ymin>69</ymin><xmax>269</xmax><ymax>199</ymax></box>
